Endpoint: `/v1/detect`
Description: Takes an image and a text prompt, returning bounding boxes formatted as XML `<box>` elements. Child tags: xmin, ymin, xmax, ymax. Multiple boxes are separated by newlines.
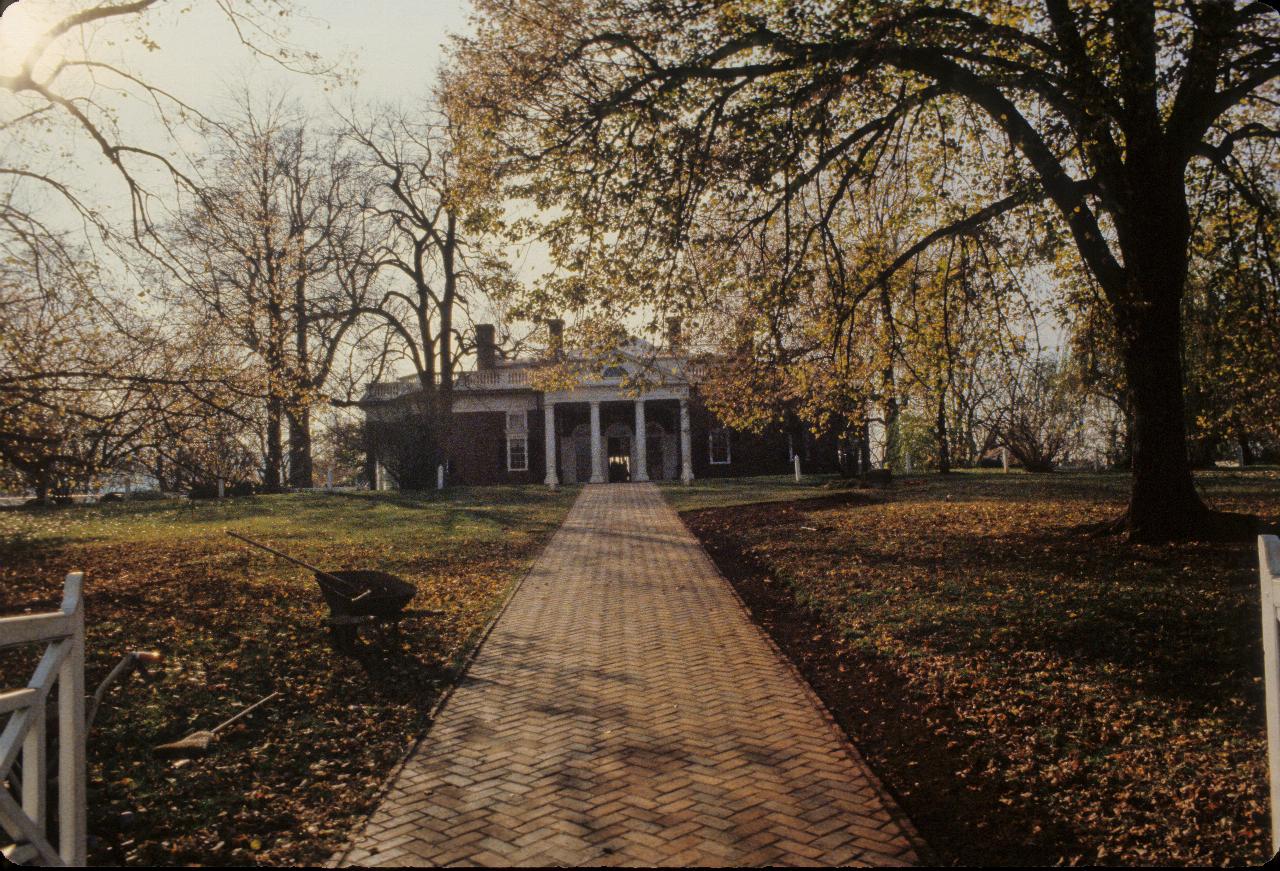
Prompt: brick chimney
<box><xmin>665</xmin><ymin>316</ymin><xmax>683</xmax><ymax>350</ymax></box>
<box><xmin>475</xmin><ymin>323</ymin><xmax>496</xmax><ymax>371</ymax></box>
<box><xmin>547</xmin><ymin>318</ymin><xmax>564</xmax><ymax>358</ymax></box>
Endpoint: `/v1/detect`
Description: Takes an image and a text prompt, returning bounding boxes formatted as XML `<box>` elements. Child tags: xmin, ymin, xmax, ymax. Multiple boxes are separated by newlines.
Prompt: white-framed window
<box><xmin>507</xmin><ymin>435</ymin><xmax>528</xmax><ymax>471</ymax></box>
<box><xmin>505</xmin><ymin>409</ymin><xmax>528</xmax><ymax>471</ymax></box>
<box><xmin>709</xmin><ymin>427</ymin><xmax>732</xmax><ymax>464</ymax></box>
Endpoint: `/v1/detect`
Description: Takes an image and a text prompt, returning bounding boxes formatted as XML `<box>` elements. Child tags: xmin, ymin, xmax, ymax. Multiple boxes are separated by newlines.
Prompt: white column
<box><xmin>633</xmin><ymin>399</ymin><xmax>649</xmax><ymax>482</ymax></box>
<box><xmin>544</xmin><ymin>402</ymin><xmax>559</xmax><ymax>488</ymax></box>
<box><xmin>589</xmin><ymin>400</ymin><xmax>605</xmax><ymax>483</ymax></box>
<box><xmin>679</xmin><ymin>398</ymin><xmax>694</xmax><ymax>485</ymax></box>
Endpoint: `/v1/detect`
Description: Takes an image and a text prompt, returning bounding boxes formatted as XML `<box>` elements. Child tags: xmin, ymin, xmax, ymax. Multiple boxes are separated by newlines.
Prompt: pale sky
<box><xmin>0</xmin><ymin>0</ymin><xmax>475</xmax><ymax>227</ymax></box>
<box><xmin>0</xmin><ymin>0</ymin><xmax>564</xmax><ymax>366</ymax></box>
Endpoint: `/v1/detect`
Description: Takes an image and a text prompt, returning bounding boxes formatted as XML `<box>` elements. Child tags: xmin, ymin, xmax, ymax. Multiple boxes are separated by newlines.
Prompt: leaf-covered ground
<box><xmin>0</xmin><ymin>487</ymin><xmax>576</xmax><ymax>866</ymax></box>
<box><xmin>677</xmin><ymin>470</ymin><xmax>1280</xmax><ymax>866</ymax></box>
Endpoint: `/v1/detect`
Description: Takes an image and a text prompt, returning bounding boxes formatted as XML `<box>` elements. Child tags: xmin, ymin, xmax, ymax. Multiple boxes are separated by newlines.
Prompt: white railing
<box><xmin>363</xmin><ymin>368</ymin><xmax>535</xmax><ymax>403</ymax></box>
<box><xmin>455</xmin><ymin>368</ymin><xmax>531</xmax><ymax>390</ymax></box>
<box><xmin>364</xmin><ymin>381</ymin><xmax>416</xmax><ymax>401</ymax></box>
<box><xmin>0</xmin><ymin>572</ymin><xmax>87</xmax><ymax>866</ymax></box>
<box><xmin>1260</xmin><ymin>535</ymin><xmax>1280</xmax><ymax>853</ymax></box>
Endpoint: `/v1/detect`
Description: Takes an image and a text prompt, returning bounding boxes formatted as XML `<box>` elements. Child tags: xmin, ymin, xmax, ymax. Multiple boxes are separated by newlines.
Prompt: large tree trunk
<box><xmin>290</xmin><ymin>279</ymin><xmax>314</xmax><ymax>489</ymax></box>
<box><xmin>1121</xmin><ymin>306</ymin><xmax>1206</xmax><ymax>540</ymax></box>
<box><xmin>287</xmin><ymin>405</ymin><xmax>314</xmax><ymax>488</ymax></box>
<box><xmin>264</xmin><ymin>396</ymin><xmax>284</xmax><ymax>492</ymax></box>
<box><xmin>1239</xmin><ymin>433</ymin><xmax>1254</xmax><ymax>467</ymax></box>
<box><xmin>33</xmin><ymin>468</ymin><xmax>49</xmax><ymax>503</ymax></box>
<box><xmin>878</xmin><ymin>285</ymin><xmax>900</xmax><ymax>472</ymax></box>
<box><xmin>1109</xmin><ymin>166</ymin><xmax>1254</xmax><ymax>542</ymax></box>
<box><xmin>859</xmin><ymin>420</ymin><xmax>872</xmax><ymax>474</ymax></box>
<box><xmin>439</xmin><ymin>213</ymin><xmax>457</xmax><ymax>396</ymax></box>
<box><xmin>935</xmin><ymin>390</ymin><xmax>951</xmax><ymax>474</ymax></box>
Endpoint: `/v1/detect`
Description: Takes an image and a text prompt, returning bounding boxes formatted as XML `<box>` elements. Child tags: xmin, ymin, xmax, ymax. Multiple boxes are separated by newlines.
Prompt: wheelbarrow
<box><xmin>227</xmin><ymin>531</ymin><xmax>435</xmax><ymax>651</ymax></box>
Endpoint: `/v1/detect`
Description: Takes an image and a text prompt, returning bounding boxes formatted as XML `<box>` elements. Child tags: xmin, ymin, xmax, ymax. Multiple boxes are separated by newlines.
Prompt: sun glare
<box><xmin>0</xmin><ymin>2</ymin><xmax>63</xmax><ymax>76</ymax></box>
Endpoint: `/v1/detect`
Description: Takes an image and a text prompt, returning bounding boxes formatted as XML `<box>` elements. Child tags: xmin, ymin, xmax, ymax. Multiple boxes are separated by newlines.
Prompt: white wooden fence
<box><xmin>1260</xmin><ymin>535</ymin><xmax>1280</xmax><ymax>853</ymax></box>
<box><xmin>0</xmin><ymin>572</ymin><xmax>87</xmax><ymax>866</ymax></box>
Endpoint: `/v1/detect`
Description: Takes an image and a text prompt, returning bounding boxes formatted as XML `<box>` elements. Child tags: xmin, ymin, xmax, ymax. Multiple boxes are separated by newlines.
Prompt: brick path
<box><xmin>335</xmin><ymin>483</ymin><xmax>920</xmax><ymax>867</ymax></box>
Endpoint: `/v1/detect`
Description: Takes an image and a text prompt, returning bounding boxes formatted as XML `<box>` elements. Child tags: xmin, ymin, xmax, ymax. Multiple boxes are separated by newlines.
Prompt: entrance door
<box><xmin>607</xmin><ymin>436</ymin><xmax>631</xmax><ymax>482</ymax></box>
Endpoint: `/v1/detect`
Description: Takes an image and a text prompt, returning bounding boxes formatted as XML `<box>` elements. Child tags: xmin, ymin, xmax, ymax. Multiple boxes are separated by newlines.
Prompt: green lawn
<box><xmin>676</xmin><ymin>468</ymin><xmax>1280</xmax><ymax>866</ymax></box>
<box><xmin>658</xmin><ymin>472</ymin><xmax>842</xmax><ymax>512</ymax></box>
<box><xmin>0</xmin><ymin>486</ymin><xmax>577</xmax><ymax>866</ymax></box>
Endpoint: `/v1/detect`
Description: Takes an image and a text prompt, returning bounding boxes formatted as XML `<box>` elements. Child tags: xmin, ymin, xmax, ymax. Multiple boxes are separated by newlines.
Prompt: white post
<box><xmin>217</xmin><ymin>478</ymin><xmax>225</xmax><ymax>499</ymax></box>
<box><xmin>326</xmin><ymin>467</ymin><xmax>334</xmax><ymax>489</ymax></box>
<box><xmin>633</xmin><ymin>400</ymin><xmax>649</xmax><ymax>482</ymax></box>
<box><xmin>544</xmin><ymin>403</ymin><xmax>559</xmax><ymax>488</ymax></box>
<box><xmin>22</xmin><ymin>690</ymin><xmax>46</xmax><ymax>832</ymax></box>
<box><xmin>59</xmin><ymin>574</ymin><xmax>86</xmax><ymax>866</ymax></box>
<box><xmin>1260</xmin><ymin>535</ymin><xmax>1280</xmax><ymax>853</ymax></box>
<box><xmin>679</xmin><ymin>399</ymin><xmax>694</xmax><ymax>485</ymax></box>
<box><xmin>589</xmin><ymin>400</ymin><xmax>605</xmax><ymax>484</ymax></box>
<box><xmin>1001</xmin><ymin>447</ymin><xmax>1010</xmax><ymax>473</ymax></box>
<box><xmin>794</xmin><ymin>454</ymin><xmax>801</xmax><ymax>482</ymax></box>
<box><xmin>437</xmin><ymin>464</ymin><xmax>445</xmax><ymax>490</ymax></box>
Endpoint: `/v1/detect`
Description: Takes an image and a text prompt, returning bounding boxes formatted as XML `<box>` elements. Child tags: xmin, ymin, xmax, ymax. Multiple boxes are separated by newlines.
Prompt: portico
<box><xmin>543</xmin><ymin>388</ymin><xmax>694</xmax><ymax>488</ymax></box>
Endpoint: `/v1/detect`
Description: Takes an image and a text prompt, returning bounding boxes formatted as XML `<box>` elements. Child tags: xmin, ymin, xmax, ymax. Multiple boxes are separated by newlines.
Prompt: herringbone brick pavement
<box><xmin>334</xmin><ymin>483</ymin><xmax>920</xmax><ymax>867</ymax></box>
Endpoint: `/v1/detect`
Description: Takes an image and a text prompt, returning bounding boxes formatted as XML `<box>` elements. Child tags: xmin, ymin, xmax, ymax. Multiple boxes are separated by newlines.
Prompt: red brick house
<box><xmin>361</xmin><ymin>323</ymin><xmax>816</xmax><ymax>489</ymax></box>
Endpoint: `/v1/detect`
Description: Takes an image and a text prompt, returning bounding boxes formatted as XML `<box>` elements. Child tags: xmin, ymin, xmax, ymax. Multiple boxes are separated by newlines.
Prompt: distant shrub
<box><xmin>188</xmin><ymin>481</ymin><xmax>257</xmax><ymax>500</ymax></box>
<box><xmin>125</xmin><ymin>490</ymin><xmax>167</xmax><ymax>501</ymax></box>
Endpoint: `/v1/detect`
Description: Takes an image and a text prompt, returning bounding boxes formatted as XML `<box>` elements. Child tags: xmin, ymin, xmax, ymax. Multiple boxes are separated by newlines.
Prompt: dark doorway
<box><xmin>646</xmin><ymin>432</ymin><xmax>665</xmax><ymax>481</ymax></box>
<box><xmin>608</xmin><ymin>436</ymin><xmax>631</xmax><ymax>482</ymax></box>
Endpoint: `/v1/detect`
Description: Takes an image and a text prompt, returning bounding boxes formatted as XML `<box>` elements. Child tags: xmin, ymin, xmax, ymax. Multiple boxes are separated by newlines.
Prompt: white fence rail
<box><xmin>0</xmin><ymin>572</ymin><xmax>87</xmax><ymax>866</ymax></box>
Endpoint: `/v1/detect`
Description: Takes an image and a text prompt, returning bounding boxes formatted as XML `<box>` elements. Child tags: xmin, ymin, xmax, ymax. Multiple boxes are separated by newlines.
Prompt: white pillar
<box><xmin>679</xmin><ymin>398</ymin><xmax>694</xmax><ymax>485</ymax></box>
<box><xmin>589</xmin><ymin>400</ymin><xmax>605</xmax><ymax>483</ymax></box>
<box><xmin>437</xmin><ymin>464</ymin><xmax>445</xmax><ymax>490</ymax></box>
<box><xmin>1001</xmin><ymin>446</ymin><xmax>1010</xmax><ymax>473</ymax></box>
<box><xmin>544</xmin><ymin>402</ymin><xmax>559</xmax><ymax>488</ymax></box>
<box><xmin>633</xmin><ymin>399</ymin><xmax>649</xmax><ymax>482</ymax></box>
<box><xmin>794</xmin><ymin>454</ymin><xmax>801</xmax><ymax>482</ymax></box>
